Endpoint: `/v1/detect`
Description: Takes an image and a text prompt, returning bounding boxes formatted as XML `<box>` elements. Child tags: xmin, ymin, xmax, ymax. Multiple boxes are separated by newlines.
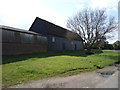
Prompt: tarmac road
<box><xmin>9</xmin><ymin>64</ymin><xmax>119</xmax><ymax>88</ymax></box>
<box><xmin>96</xmin><ymin>70</ymin><xmax>119</xmax><ymax>88</ymax></box>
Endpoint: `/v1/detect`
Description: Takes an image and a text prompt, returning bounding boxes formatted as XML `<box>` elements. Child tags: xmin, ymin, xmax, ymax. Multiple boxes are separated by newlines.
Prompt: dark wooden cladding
<box><xmin>1</xmin><ymin>26</ymin><xmax>47</xmax><ymax>55</ymax></box>
<box><xmin>29</xmin><ymin>17</ymin><xmax>84</xmax><ymax>51</ymax></box>
<box><xmin>2</xmin><ymin>43</ymin><xmax>47</xmax><ymax>55</ymax></box>
<box><xmin>29</xmin><ymin>17</ymin><xmax>82</xmax><ymax>41</ymax></box>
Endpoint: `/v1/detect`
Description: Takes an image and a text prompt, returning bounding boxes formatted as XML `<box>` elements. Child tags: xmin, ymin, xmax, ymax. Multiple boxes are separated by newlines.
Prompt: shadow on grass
<box><xmin>2</xmin><ymin>49</ymin><xmax>103</xmax><ymax>64</ymax></box>
<box><xmin>99</xmin><ymin>55</ymin><xmax>120</xmax><ymax>62</ymax></box>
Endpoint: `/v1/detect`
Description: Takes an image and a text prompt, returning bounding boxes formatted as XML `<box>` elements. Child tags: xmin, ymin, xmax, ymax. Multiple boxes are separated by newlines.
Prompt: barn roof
<box><xmin>29</xmin><ymin>17</ymin><xmax>83</xmax><ymax>41</ymax></box>
<box><xmin>0</xmin><ymin>25</ymin><xmax>40</xmax><ymax>35</ymax></box>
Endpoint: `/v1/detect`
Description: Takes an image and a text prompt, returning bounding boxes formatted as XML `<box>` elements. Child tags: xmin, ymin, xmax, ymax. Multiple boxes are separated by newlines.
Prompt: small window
<box><xmin>52</xmin><ymin>37</ymin><xmax>55</xmax><ymax>42</ymax></box>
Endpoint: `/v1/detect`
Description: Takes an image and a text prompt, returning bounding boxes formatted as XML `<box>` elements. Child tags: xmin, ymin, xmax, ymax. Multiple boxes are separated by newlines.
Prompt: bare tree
<box><xmin>67</xmin><ymin>9</ymin><xmax>117</xmax><ymax>53</ymax></box>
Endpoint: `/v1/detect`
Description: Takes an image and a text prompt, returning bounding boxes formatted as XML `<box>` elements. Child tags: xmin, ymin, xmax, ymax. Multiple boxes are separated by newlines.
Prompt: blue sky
<box><xmin>0</xmin><ymin>0</ymin><xmax>119</xmax><ymax>43</ymax></box>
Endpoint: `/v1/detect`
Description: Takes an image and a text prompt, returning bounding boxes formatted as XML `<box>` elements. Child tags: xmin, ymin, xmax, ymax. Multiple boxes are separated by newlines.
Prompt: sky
<box><xmin>0</xmin><ymin>0</ymin><xmax>119</xmax><ymax>43</ymax></box>
<box><xmin>118</xmin><ymin>1</ymin><xmax>120</xmax><ymax>41</ymax></box>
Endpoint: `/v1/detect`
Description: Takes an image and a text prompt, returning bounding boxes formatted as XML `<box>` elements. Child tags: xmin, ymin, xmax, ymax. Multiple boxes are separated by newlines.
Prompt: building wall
<box><xmin>29</xmin><ymin>17</ymin><xmax>84</xmax><ymax>51</ymax></box>
<box><xmin>47</xmin><ymin>35</ymin><xmax>84</xmax><ymax>51</ymax></box>
<box><xmin>2</xmin><ymin>28</ymin><xmax>47</xmax><ymax>55</ymax></box>
<box><xmin>0</xmin><ymin>28</ymin><xmax>2</xmax><ymax>57</ymax></box>
<box><xmin>29</xmin><ymin>17</ymin><xmax>82</xmax><ymax>41</ymax></box>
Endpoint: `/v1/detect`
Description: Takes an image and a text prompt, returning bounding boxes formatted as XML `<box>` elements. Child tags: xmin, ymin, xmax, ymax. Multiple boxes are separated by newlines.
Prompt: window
<box><xmin>52</xmin><ymin>37</ymin><xmax>55</xmax><ymax>42</ymax></box>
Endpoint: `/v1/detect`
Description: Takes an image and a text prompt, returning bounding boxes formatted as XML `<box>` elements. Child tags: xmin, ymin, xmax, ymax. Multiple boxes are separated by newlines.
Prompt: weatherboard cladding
<box><xmin>29</xmin><ymin>17</ymin><xmax>84</xmax><ymax>51</ymax></box>
<box><xmin>2</xmin><ymin>25</ymin><xmax>47</xmax><ymax>55</ymax></box>
<box><xmin>47</xmin><ymin>35</ymin><xmax>83</xmax><ymax>51</ymax></box>
<box><xmin>29</xmin><ymin>17</ymin><xmax>82</xmax><ymax>41</ymax></box>
<box><xmin>2</xmin><ymin>17</ymin><xmax>84</xmax><ymax>54</ymax></box>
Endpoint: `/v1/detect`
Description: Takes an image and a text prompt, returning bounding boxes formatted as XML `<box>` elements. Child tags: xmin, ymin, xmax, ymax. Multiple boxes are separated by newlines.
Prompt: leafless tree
<box><xmin>67</xmin><ymin>9</ymin><xmax>117</xmax><ymax>52</ymax></box>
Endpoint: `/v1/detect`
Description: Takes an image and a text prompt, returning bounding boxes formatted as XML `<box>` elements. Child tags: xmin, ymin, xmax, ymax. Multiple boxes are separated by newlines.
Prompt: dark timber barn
<box><xmin>1</xmin><ymin>25</ymin><xmax>47</xmax><ymax>55</ymax></box>
<box><xmin>29</xmin><ymin>17</ymin><xmax>84</xmax><ymax>51</ymax></box>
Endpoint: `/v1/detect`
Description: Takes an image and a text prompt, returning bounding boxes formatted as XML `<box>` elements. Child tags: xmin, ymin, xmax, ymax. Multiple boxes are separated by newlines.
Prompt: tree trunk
<box><xmin>86</xmin><ymin>47</ymin><xmax>94</xmax><ymax>54</ymax></box>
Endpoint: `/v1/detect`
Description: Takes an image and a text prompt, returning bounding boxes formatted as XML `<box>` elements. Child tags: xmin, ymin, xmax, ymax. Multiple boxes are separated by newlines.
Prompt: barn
<box><xmin>29</xmin><ymin>17</ymin><xmax>84</xmax><ymax>51</ymax></box>
<box><xmin>1</xmin><ymin>25</ymin><xmax>47</xmax><ymax>55</ymax></box>
<box><xmin>1</xmin><ymin>17</ymin><xmax>84</xmax><ymax>55</ymax></box>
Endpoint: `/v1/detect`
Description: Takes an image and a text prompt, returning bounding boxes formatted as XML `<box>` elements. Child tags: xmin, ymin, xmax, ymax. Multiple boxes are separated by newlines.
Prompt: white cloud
<box><xmin>75</xmin><ymin>4</ymin><xmax>84</xmax><ymax>9</ymax></box>
<box><xmin>107</xmin><ymin>31</ymin><xmax>118</xmax><ymax>44</ymax></box>
<box><xmin>74</xmin><ymin>0</ymin><xmax>118</xmax><ymax>18</ymax></box>
<box><xmin>108</xmin><ymin>7</ymin><xmax>117</xmax><ymax>12</ymax></box>
<box><xmin>0</xmin><ymin>0</ymin><xmax>66</xmax><ymax>30</ymax></box>
<box><xmin>90</xmin><ymin>0</ymin><xmax>119</xmax><ymax>9</ymax></box>
<box><xmin>0</xmin><ymin>0</ymin><xmax>119</xmax><ymax>31</ymax></box>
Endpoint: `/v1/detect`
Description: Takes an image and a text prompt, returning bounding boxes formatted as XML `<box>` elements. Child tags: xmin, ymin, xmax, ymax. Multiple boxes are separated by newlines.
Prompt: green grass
<box><xmin>2</xmin><ymin>50</ymin><xmax>120</xmax><ymax>87</ymax></box>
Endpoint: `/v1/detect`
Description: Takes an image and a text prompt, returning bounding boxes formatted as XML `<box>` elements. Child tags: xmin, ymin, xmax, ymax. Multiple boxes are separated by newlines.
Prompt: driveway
<box><xmin>96</xmin><ymin>70</ymin><xmax>118</xmax><ymax>88</ymax></box>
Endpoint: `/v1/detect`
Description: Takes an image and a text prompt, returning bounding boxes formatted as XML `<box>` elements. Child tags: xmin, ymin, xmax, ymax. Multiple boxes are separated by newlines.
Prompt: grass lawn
<box><xmin>2</xmin><ymin>50</ymin><xmax>120</xmax><ymax>87</ymax></box>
